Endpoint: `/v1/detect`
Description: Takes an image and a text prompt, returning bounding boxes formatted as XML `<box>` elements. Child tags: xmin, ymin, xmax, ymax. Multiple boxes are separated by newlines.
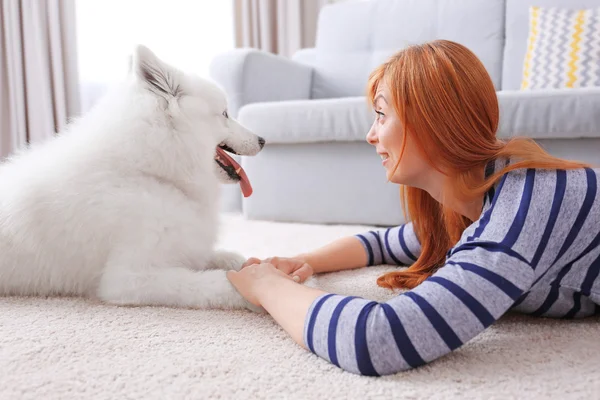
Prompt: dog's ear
<box><xmin>131</xmin><ymin>44</ymin><xmax>181</xmax><ymax>98</ymax></box>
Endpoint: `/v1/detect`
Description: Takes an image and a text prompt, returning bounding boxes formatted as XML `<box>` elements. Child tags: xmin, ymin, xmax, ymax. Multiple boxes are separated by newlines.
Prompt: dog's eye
<box><xmin>222</xmin><ymin>110</ymin><xmax>229</xmax><ymax>118</ymax></box>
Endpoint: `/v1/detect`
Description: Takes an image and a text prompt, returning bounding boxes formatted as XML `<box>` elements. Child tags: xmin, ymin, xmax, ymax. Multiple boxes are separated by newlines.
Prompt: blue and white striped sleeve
<box><xmin>355</xmin><ymin>222</ymin><xmax>421</xmax><ymax>266</ymax></box>
<box><xmin>303</xmin><ymin>240</ymin><xmax>534</xmax><ymax>376</ymax></box>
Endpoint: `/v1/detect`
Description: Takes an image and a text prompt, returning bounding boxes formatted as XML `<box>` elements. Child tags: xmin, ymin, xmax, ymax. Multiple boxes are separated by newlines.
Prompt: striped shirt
<box><xmin>303</xmin><ymin>159</ymin><xmax>600</xmax><ymax>376</ymax></box>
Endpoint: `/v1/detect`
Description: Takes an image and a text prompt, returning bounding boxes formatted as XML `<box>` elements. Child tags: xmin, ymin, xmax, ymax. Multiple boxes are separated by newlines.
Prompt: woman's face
<box><xmin>366</xmin><ymin>82</ymin><xmax>432</xmax><ymax>188</ymax></box>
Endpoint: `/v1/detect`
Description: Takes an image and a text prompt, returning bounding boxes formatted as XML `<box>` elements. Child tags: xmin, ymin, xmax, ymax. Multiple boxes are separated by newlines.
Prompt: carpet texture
<box><xmin>1</xmin><ymin>213</ymin><xmax>599</xmax><ymax>399</ymax></box>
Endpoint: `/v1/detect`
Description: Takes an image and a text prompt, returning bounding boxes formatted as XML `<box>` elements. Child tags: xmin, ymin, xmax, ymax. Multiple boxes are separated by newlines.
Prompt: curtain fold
<box><xmin>0</xmin><ymin>0</ymin><xmax>80</xmax><ymax>159</ymax></box>
<box><xmin>234</xmin><ymin>0</ymin><xmax>335</xmax><ymax>57</ymax></box>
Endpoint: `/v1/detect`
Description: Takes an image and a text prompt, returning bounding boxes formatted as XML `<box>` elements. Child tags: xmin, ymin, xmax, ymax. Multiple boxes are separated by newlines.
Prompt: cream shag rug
<box><xmin>1</xmin><ymin>213</ymin><xmax>599</xmax><ymax>400</ymax></box>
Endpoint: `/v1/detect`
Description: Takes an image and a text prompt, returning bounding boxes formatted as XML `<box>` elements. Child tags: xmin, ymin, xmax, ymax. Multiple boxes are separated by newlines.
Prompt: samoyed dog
<box><xmin>0</xmin><ymin>45</ymin><xmax>265</xmax><ymax>312</ymax></box>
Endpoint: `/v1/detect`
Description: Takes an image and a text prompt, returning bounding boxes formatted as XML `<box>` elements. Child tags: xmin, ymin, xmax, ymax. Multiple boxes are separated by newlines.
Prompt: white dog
<box><xmin>0</xmin><ymin>45</ymin><xmax>265</xmax><ymax>311</ymax></box>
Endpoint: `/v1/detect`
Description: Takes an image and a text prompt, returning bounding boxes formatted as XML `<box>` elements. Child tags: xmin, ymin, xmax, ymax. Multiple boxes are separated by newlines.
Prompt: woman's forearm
<box><xmin>295</xmin><ymin>236</ymin><xmax>368</xmax><ymax>274</ymax></box>
<box><xmin>256</xmin><ymin>273</ymin><xmax>327</xmax><ymax>347</ymax></box>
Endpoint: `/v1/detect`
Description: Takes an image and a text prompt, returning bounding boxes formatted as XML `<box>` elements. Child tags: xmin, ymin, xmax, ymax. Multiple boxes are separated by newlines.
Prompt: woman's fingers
<box><xmin>241</xmin><ymin>257</ymin><xmax>262</xmax><ymax>268</ymax></box>
<box><xmin>291</xmin><ymin>263</ymin><xmax>313</xmax><ymax>283</ymax></box>
<box><xmin>242</xmin><ymin>257</ymin><xmax>311</xmax><ymax>281</ymax></box>
<box><xmin>266</xmin><ymin>257</ymin><xmax>299</xmax><ymax>275</ymax></box>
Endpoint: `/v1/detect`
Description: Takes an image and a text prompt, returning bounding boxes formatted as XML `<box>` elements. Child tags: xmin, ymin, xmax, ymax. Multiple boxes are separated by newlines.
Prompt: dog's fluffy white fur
<box><xmin>0</xmin><ymin>45</ymin><xmax>265</xmax><ymax>311</ymax></box>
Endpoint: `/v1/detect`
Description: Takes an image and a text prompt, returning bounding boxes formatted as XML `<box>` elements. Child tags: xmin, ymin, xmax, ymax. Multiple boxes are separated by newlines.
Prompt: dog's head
<box><xmin>128</xmin><ymin>45</ymin><xmax>265</xmax><ymax>198</ymax></box>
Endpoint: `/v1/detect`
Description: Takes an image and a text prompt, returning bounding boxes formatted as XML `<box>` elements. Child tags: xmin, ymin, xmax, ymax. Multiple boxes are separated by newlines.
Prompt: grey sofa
<box><xmin>210</xmin><ymin>0</ymin><xmax>600</xmax><ymax>226</ymax></box>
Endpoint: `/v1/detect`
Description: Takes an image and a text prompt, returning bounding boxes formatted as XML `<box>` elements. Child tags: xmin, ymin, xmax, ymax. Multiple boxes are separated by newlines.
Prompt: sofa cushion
<box><xmin>503</xmin><ymin>0</ymin><xmax>600</xmax><ymax>90</ymax></box>
<box><xmin>237</xmin><ymin>89</ymin><xmax>600</xmax><ymax>144</ymax></box>
<box><xmin>520</xmin><ymin>6</ymin><xmax>600</xmax><ymax>90</ymax></box>
<box><xmin>309</xmin><ymin>0</ymin><xmax>506</xmax><ymax>99</ymax></box>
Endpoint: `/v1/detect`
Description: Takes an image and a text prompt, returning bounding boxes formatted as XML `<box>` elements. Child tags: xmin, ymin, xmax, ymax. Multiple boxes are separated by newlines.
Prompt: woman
<box><xmin>226</xmin><ymin>40</ymin><xmax>600</xmax><ymax>376</ymax></box>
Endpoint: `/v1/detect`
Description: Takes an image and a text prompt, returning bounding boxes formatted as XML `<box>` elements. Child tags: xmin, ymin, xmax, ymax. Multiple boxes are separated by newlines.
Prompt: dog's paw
<box><xmin>208</xmin><ymin>250</ymin><xmax>246</xmax><ymax>271</ymax></box>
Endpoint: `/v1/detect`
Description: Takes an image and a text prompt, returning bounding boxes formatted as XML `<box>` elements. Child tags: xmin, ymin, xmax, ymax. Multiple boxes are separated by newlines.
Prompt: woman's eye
<box><xmin>376</xmin><ymin>110</ymin><xmax>385</xmax><ymax>118</ymax></box>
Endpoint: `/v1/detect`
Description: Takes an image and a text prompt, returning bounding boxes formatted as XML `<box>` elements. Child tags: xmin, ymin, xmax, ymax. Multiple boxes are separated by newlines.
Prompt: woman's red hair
<box><xmin>367</xmin><ymin>40</ymin><xmax>590</xmax><ymax>291</ymax></box>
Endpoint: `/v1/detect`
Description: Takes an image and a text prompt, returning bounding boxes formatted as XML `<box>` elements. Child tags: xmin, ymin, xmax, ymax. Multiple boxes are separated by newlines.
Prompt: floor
<box><xmin>1</xmin><ymin>213</ymin><xmax>598</xmax><ymax>399</ymax></box>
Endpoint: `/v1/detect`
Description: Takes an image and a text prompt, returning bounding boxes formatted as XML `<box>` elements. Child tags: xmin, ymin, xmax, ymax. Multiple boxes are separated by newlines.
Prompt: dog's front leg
<box><xmin>96</xmin><ymin>259</ymin><xmax>262</xmax><ymax>312</ymax></box>
<box><xmin>205</xmin><ymin>250</ymin><xmax>246</xmax><ymax>271</ymax></box>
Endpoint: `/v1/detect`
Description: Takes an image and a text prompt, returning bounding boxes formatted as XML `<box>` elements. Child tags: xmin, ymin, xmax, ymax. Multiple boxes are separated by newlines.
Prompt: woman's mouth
<box><xmin>379</xmin><ymin>153</ymin><xmax>389</xmax><ymax>166</ymax></box>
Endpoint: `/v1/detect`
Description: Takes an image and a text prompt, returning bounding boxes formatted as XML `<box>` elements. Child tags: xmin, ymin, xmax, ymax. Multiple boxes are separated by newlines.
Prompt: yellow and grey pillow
<box><xmin>521</xmin><ymin>6</ymin><xmax>600</xmax><ymax>90</ymax></box>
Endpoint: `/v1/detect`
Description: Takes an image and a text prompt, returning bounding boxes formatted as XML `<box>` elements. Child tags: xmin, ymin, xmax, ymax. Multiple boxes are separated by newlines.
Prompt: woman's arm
<box><xmin>253</xmin><ymin>269</ymin><xmax>327</xmax><ymax>346</ymax></box>
<box><xmin>290</xmin><ymin>222</ymin><xmax>422</xmax><ymax>274</ymax></box>
<box><xmin>228</xmin><ymin>240</ymin><xmax>534</xmax><ymax>376</ymax></box>
<box><xmin>295</xmin><ymin>236</ymin><xmax>368</xmax><ymax>273</ymax></box>
<box><xmin>300</xmin><ymin>243</ymin><xmax>533</xmax><ymax>376</ymax></box>
<box><xmin>227</xmin><ymin>263</ymin><xmax>327</xmax><ymax>346</ymax></box>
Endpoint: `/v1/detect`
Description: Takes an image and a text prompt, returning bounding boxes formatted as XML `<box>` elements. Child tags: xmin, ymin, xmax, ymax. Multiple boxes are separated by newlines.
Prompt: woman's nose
<box><xmin>366</xmin><ymin>124</ymin><xmax>378</xmax><ymax>145</ymax></box>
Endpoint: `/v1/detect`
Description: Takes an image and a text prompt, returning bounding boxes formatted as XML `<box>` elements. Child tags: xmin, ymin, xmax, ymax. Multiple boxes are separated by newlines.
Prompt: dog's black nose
<box><xmin>258</xmin><ymin>137</ymin><xmax>266</xmax><ymax>149</ymax></box>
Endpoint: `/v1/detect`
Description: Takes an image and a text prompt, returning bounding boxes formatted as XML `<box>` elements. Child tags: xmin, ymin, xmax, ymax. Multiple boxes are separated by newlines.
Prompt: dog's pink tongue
<box><xmin>216</xmin><ymin>147</ymin><xmax>253</xmax><ymax>197</ymax></box>
<box><xmin>236</xmin><ymin>167</ymin><xmax>253</xmax><ymax>198</ymax></box>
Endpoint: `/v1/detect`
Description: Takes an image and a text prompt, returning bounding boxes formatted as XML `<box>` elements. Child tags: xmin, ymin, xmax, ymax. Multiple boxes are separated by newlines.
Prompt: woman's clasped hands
<box><xmin>226</xmin><ymin>256</ymin><xmax>314</xmax><ymax>307</ymax></box>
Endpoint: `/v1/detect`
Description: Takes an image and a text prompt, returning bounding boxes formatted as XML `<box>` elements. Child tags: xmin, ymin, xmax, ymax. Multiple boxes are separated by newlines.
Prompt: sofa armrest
<box><xmin>209</xmin><ymin>48</ymin><xmax>313</xmax><ymax>117</ymax></box>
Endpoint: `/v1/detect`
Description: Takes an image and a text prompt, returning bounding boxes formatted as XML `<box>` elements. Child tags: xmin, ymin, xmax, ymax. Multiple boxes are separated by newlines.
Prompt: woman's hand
<box><xmin>228</xmin><ymin>260</ymin><xmax>328</xmax><ymax>348</ymax></box>
<box><xmin>242</xmin><ymin>256</ymin><xmax>314</xmax><ymax>283</ymax></box>
<box><xmin>227</xmin><ymin>262</ymin><xmax>292</xmax><ymax>306</ymax></box>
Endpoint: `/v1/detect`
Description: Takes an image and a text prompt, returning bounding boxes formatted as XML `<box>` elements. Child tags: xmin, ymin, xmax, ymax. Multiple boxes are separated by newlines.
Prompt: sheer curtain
<box><xmin>234</xmin><ymin>0</ymin><xmax>334</xmax><ymax>57</ymax></box>
<box><xmin>75</xmin><ymin>0</ymin><xmax>235</xmax><ymax>113</ymax></box>
<box><xmin>0</xmin><ymin>0</ymin><xmax>80</xmax><ymax>159</ymax></box>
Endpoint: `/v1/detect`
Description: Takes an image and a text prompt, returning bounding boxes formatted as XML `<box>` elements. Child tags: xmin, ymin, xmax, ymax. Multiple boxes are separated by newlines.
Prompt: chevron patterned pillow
<box><xmin>521</xmin><ymin>6</ymin><xmax>600</xmax><ymax>90</ymax></box>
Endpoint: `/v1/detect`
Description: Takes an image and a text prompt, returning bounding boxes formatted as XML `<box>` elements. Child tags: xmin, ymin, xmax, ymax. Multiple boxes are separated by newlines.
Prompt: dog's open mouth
<box><xmin>215</xmin><ymin>144</ymin><xmax>253</xmax><ymax>197</ymax></box>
